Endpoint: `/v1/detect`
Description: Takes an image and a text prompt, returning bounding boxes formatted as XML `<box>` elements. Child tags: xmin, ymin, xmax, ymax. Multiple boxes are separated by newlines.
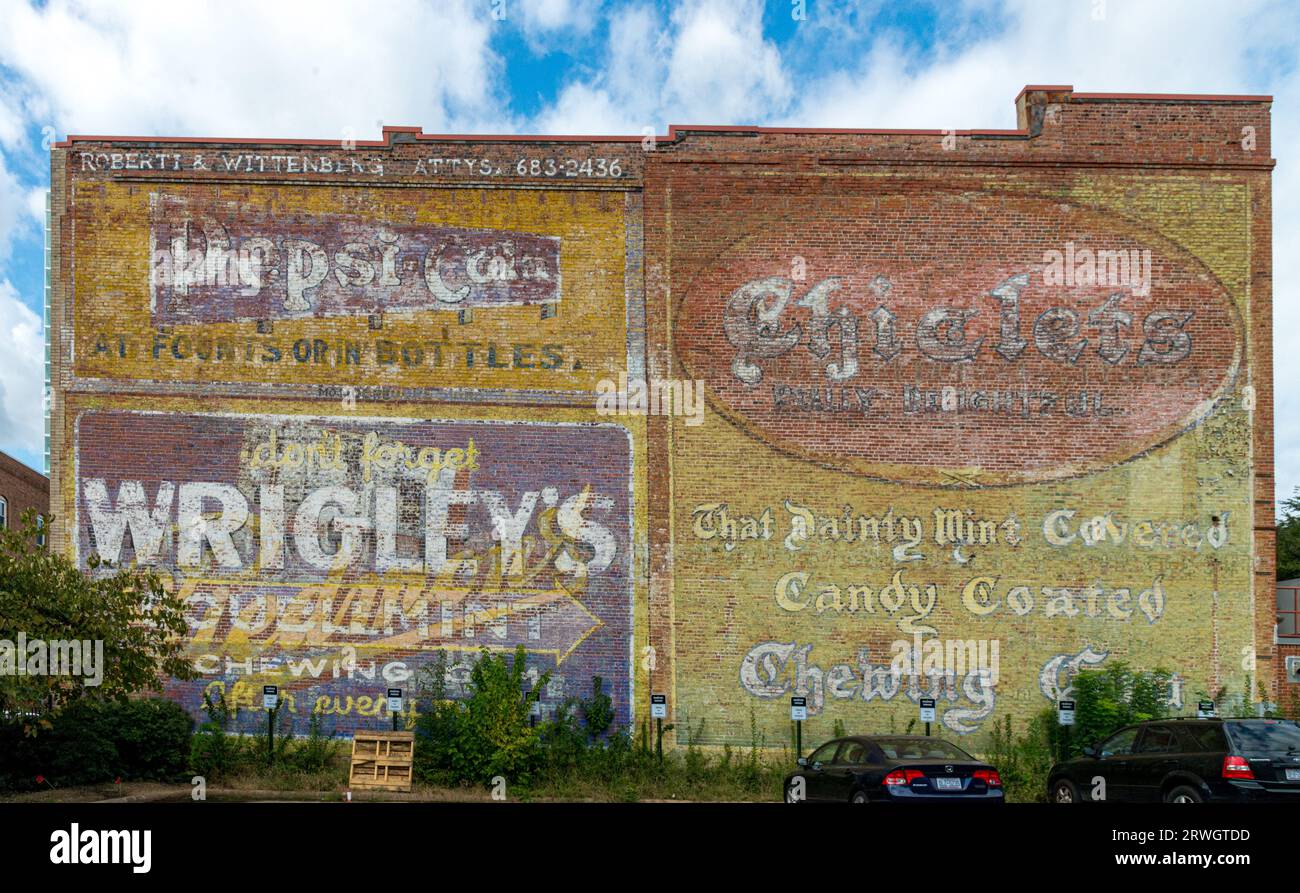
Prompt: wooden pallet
<box><xmin>349</xmin><ymin>731</ymin><xmax>415</xmax><ymax>792</ymax></box>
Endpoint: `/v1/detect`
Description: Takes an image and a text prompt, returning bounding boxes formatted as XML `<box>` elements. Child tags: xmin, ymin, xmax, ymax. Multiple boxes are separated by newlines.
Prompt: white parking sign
<box><xmin>1058</xmin><ymin>700</ymin><xmax>1076</xmax><ymax>726</ymax></box>
<box><xmin>791</xmin><ymin>696</ymin><xmax>807</xmax><ymax>721</ymax></box>
<box><xmin>919</xmin><ymin>698</ymin><xmax>936</xmax><ymax>723</ymax></box>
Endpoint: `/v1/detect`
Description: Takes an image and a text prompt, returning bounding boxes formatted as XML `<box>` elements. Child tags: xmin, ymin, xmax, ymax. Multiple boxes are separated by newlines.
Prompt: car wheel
<box><xmin>1052</xmin><ymin>778</ymin><xmax>1081</xmax><ymax>804</ymax></box>
<box><xmin>1164</xmin><ymin>785</ymin><xmax>1203</xmax><ymax>804</ymax></box>
<box><xmin>850</xmin><ymin>789</ymin><xmax>869</xmax><ymax>804</ymax></box>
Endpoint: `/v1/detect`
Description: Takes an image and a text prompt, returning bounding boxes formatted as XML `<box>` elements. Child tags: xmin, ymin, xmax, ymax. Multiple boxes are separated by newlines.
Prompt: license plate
<box><xmin>1286</xmin><ymin>768</ymin><xmax>1300</xmax><ymax>781</ymax></box>
<box><xmin>933</xmin><ymin>777</ymin><xmax>963</xmax><ymax>791</ymax></box>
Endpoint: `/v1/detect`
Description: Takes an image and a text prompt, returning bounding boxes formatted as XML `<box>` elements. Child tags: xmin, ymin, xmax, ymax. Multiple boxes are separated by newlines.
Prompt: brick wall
<box><xmin>50</xmin><ymin>133</ymin><xmax>647</xmax><ymax>734</ymax></box>
<box><xmin>0</xmin><ymin>450</ymin><xmax>49</xmax><ymax>540</ymax></box>
<box><xmin>48</xmin><ymin>85</ymin><xmax>1282</xmax><ymax>740</ymax></box>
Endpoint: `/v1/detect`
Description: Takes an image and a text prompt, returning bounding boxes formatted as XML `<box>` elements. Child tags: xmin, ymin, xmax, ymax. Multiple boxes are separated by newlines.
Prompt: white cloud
<box><xmin>0</xmin><ymin>153</ymin><xmax>36</xmax><ymax>263</ymax></box>
<box><xmin>603</xmin><ymin>4</ymin><xmax>668</xmax><ymax>113</ymax></box>
<box><xmin>24</xmin><ymin>186</ymin><xmax>46</xmax><ymax>227</ymax></box>
<box><xmin>663</xmin><ymin>0</ymin><xmax>789</xmax><ymax>123</ymax></box>
<box><xmin>516</xmin><ymin>0</ymin><xmax>601</xmax><ymax>41</ymax></box>
<box><xmin>0</xmin><ymin>278</ymin><xmax>43</xmax><ymax>459</ymax></box>
<box><xmin>536</xmin><ymin>81</ymin><xmax>642</xmax><ymax>135</ymax></box>
<box><xmin>533</xmin><ymin>0</ymin><xmax>787</xmax><ymax>133</ymax></box>
<box><xmin>778</xmin><ymin>0</ymin><xmax>1289</xmax><ymax>129</ymax></box>
<box><xmin>0</xmin><ymin>0</ymin><xmax>509</xmax><ymax>140</ymax></box>
<box><xmin>532</xmin><ymin>4</ymin><xmax>665</xmax><ymax>134</ymax></box>
<box><xmin>0</xmin><ymin>81</ymin><xmax>27</xmax><ymax>148</ymax></box>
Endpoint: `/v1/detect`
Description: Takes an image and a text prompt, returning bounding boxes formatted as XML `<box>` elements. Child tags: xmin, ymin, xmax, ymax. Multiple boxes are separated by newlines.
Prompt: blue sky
<box><xmin>0</xmin><ymin>0</ymin><xmax>1297</xmax><ymax>502</ymax></box>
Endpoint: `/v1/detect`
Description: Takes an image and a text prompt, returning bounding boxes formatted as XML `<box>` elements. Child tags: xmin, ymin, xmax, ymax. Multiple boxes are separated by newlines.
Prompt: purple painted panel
<box><xmin>75</xmin><ymin>410</ymin><xmax>631</xmax><ymax>735</ymax></box>
<box><xmin>149</xmin><ymin>194</ymin><xmax>561</xmax><ymax>324</ymax></box>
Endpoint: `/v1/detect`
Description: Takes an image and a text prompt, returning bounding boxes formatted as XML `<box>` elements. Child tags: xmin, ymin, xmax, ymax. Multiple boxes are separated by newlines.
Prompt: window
<box><xmin>1225</xmin><ymin>720</ymin><xmax>1300</xmax><ymax>754</ymax></box>
<box><xmin>35</xmin><ymin>514</ymin><xmax>45</xmax><ymax>548</ymax></box>
<box><xmin>1279</xmin><ymin>586</ymin><xmax>1300</xmax><ymax>644</ymax></box>
<box><xmin>1135</xmin><ymin>726</ymin><xmax>1179</xmax><ymax>754</ymax></box>
<box><xmin>1098</xmin><ymin>727</ymin><xmax>1141</xmax><ymax>757</ymax></box>
<box><xmin>874</xmin><ymin>738</ymin><xmax>974</xmax><ymax>761</ymax></box>
<box><xmin>0</xmin><ymin>496</ymin><xmax>7</xmax><ymax>530</ymax></box>
<box><xmin>807</xmin><ymin>741</ymin><xmax>839</xmax><ymax>766</ymax></box>
<box><xmin>838</xmin><ymin>741</ymin><xmax>868</xmax><ymax>764</ymax></box>
<box><xmin>1176</xmin><ymin>723</ymin><xmax>1226</xmax><ymax>752</ymax></box>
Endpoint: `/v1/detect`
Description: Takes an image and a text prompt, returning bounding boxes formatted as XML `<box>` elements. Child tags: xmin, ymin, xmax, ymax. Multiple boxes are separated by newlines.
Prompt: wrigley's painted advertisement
<box><xmin>74</xmin><ymin>410</ymin><xmax>634</xmax><ymax>733</ymax></box>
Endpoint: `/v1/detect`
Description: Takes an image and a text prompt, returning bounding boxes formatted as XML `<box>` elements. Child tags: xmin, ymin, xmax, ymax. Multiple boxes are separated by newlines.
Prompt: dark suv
<box><xmin>1048</xmin><ymin>718</ymin><xmax>1300</xmax><ymax>803</ymax></box>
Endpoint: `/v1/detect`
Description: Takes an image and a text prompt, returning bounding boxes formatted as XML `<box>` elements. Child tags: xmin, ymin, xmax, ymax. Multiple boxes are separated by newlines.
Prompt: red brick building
<box><xmin>0</xmin><ymin>450</ymin><xmax>50</xmax><ymax>544</ymax></box>
<box><xmin>47</xmin><ymin>85</ymin><xmax>1285</xmax><ymax>738</ymax></box>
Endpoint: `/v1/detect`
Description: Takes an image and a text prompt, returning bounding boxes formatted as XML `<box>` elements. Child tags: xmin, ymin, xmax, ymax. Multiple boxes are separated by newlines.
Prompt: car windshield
<box><xmin>874</xmin><ymin>738</ymin><xmax>973</xmax><ymax>761</ymax></box>
<box><xmin>1225</xmin><ymin>721</ymin><xmax>1300</xmax><ymax>754</ymax></box>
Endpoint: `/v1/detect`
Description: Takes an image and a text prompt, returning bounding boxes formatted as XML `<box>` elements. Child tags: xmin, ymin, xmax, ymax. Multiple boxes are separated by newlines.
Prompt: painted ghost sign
<box><xmin>659</xmin><ymin>172</ymin><xmax>1256</xmax><ymax>745</ymax></box>
<box><xmin>149</xmin><ymin>193</ymin><xmax>561</xmax><ymax>324</ymax></box>
<box><xmin>675</xmin><ymin>190</ymin><xmax>1243</xmax><ymax>486</ymax></box>
<box><xmin>73</xmin><ymin>410</ymin><xmax>633</xmax><ymax>733</ymax></box>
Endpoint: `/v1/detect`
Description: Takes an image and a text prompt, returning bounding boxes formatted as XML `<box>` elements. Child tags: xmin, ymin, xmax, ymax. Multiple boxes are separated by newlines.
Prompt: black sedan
<box><xmin>782</xmin><ymin>735</ymin><xmax>1004</xmax><ymax>802</ymax></box>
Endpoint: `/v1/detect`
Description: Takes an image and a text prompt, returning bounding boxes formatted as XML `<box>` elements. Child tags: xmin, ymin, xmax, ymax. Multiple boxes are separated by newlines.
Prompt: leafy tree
<box><xmin>413</xmin><ymin>646</ymin><xmax>549</xmax><ymax>786</ymax></box>
<box><xmin>0</xmin><ymin>510</ymin><xmax>195</xmax><ymax>732</ymax></box>
<box><xmin>1070</xmin><ymin>661</ymin><xmax>1173</xmax><ymax>755</ymax></box>
<box><xmin>455</xmin><ymin>645</ymin><xmax>546</xmax><ymax>783</ymax></box>
<box><xmin>1277</xmin><ymin>488</ymin><xmax>1300</xmax><ymax>580</ymax></box>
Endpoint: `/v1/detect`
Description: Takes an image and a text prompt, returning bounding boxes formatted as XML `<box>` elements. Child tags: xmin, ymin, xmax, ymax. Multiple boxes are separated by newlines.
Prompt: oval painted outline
<box><xmin>671</xmin><ymin>187</ymin><xmax>1246</xmax><ymax>488</ymax></box>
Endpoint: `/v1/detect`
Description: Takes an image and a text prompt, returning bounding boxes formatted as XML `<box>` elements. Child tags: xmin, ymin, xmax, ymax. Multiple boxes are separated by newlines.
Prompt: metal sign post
<box><xmin>791</xmin><ymin>696</ymin><xmax>807</xmax><ymax>758</ymax></box>
<box><xmin>651</xmin><ymin>694</ymin><xmax>667</xmax><ymax>763</ymax></box>
<box><xmin>919</xmin><ymin>698</ymin><xmax>936</xmax><ymax>737</ymax></box>
<box><xmin>1057</xmin><ymin>699</ymin><xmax>1075</xmax><ymax>762</ymax></box>
<box><xmin>387</xmin><ymin>688</ymin><xmax>403</xmax><ymax>731</ymax></box>
<box><xmin>263</xmin><ymin>685</ymin><xmax>279</xmax><ymax>768</ymax></box>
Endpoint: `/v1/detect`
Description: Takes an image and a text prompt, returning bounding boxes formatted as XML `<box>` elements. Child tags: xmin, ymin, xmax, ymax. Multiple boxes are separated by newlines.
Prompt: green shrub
<box><xmin>453</xmin><ymin>646</ymin><xmax>545</xmax><ymax>784</ymax></box>
<box><xmin>244</xmin><ymin>705</ymin><xmax>294</xmax><ymax>769</ymax></box>
<box><xmin>189</xmin><ymin>689</ymin><xmax>245</xmax><ymax>782</ymax></box>
<box><xmin>1071</xmin><ymin>661</ymin><xmax>1172</xmax><ymax>755</ymax></box>
<box><xmin>412</xmin><ymin>652</ymin><xmax>464</xmax><ymax>785</ymax></box>
<box><xmin>407</xmin><ymin>647</ymin><xmax>788</xmax><ymax>800</ymax></box>
<box><xmin>288</xmin><ymin>712</ymin><xmax>341</xmax><ymax>774</ymax></box>
<box><xmin>413</xmin><ymin>646</ymin><xmax>547</xmax><ymax>787</ymax></box>
<box><xmin>1202</xmin><ymin>675</ymin><xmax>1282</xmax><ymax>719</ymax></box>
<box><xmin>0</xmin><ymin>697</ymin><xmax>193</xmax><ymax>790</ymax></box>
<box><xmin>980</xmin><ymin>711</ymin><xmax>1055</xmax><ymax>803</ymax></box>
<box><xmin>581</xmin><ymin>676</ymin><xmax>614</xmax><ymax>740</ymax></box>
<box><xmin>537</xmin><ymin>697</ymin><xmax>590</xmax><ymax>773</ymax></box>
<box><xmin>101</xmin><ymin>698</ymin><xmax>193</xmax><ymax>780</ymax></box>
